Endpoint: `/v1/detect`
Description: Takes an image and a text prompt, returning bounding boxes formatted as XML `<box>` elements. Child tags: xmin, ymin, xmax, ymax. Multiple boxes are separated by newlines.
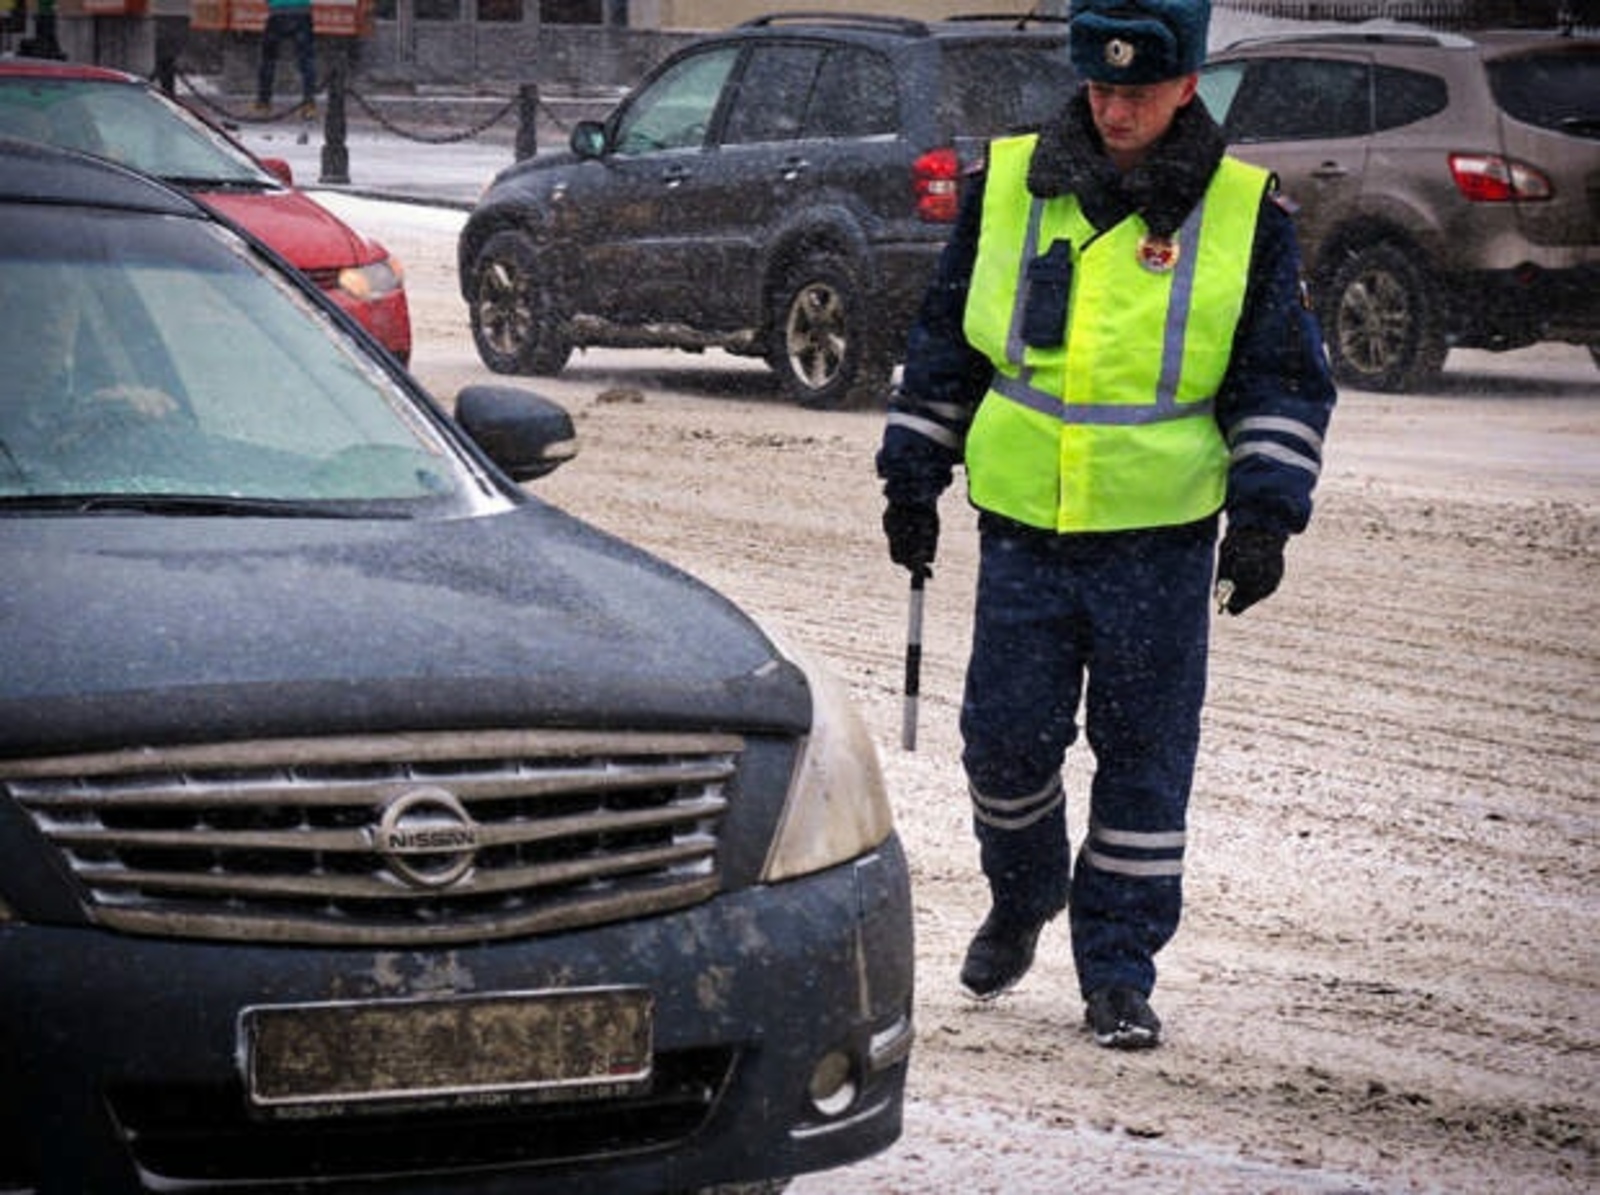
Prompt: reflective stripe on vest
<box><xmin>963</xmin><ymin>135</ymin><xmax>1270</xmax><ymax>533</ymax></box>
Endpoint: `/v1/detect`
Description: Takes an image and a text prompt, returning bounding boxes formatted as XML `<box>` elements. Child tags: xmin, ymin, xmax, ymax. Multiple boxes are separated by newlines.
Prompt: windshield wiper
<box><xmin>161</xmin><ymin>175</ymin><xmax>278</xmax><ymax>191</ymax></box>
<box><xmin>0</xmin><ymin>493</ymin><xmax>372</xmax><ymax>518</ymax></box>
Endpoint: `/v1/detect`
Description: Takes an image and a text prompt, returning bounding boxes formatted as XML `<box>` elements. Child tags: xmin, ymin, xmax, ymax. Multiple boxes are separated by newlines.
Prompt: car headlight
<box><xmin>761</xmin><ymin>642</ymin><xmax>894</xmax><ymax>883</ymax></box>
<box><xmin>337</xmin><ymin>255</ymin><xmax>404</xmax><ymax>301</ymax></box>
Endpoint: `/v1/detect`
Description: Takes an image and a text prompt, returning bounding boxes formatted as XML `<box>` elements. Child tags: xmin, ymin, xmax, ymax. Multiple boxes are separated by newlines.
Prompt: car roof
<box><xmin>0</xmin><ymin>55</ymin><xmax>141</xmax><ymax>84</ymax></box>
<box><xmin>0</xmin><ymin>135</ymin><xmax>201</xmax><ymax>215</ymax></box>
<box><xmin>1214</xmin><ymin>21</ymin><xmax>1593</xmax><ymax>56</ymax></box>
<box><xmin>732</xmin><ymin>10</ymin><xmax>1070</xmax><ymax>45</ymax></box>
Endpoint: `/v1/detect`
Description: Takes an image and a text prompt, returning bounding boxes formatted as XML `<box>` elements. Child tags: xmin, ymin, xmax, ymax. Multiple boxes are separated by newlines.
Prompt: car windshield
<box><xmin>0</xmin><ymin>77</ymin><xmax>268</xmax><ymax>185</ymax></box>
<box><xmin>0</xmin><ymin>203</ymin><xmax>477</xmax><ymax>512</ymax></box>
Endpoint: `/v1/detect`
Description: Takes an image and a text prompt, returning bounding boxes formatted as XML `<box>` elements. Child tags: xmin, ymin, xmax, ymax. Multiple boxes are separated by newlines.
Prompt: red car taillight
<box><xmin>913</xmin><ymin>147</ymin><xmax>961</xmax><ymax>223</ymax></box>
<box><xmin>1448</xmin><ymin>153</ymin><xmax>1553</xmax><ymax>202</ymax></box>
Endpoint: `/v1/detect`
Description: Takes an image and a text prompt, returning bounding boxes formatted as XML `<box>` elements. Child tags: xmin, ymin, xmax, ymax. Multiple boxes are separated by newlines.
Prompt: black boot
<box><xmin>959</xmin><ymin>909</ymin><xmax>1047</xmax><ymax>1000</ymax></box>
<box><xmin>1084</xmin><ymin>987</ymin><xmax>1162</xmax><ymax>1049</ymax></box>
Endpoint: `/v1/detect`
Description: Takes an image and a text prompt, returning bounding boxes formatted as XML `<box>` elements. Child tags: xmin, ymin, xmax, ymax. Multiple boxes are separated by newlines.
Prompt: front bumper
<box><xmin>0</xmin><ymin>837</ymin><xmax>913</xmax><ymax>1194</ymax></box>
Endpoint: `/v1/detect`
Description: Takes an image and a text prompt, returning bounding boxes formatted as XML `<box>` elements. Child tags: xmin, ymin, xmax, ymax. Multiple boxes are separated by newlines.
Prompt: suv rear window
<box><xmin>1373</xmin><ymin>63</ymin><xmax>1448</xmax><ymax>130</ymax></box>
<box><xmin>722</xmin><ymin>45</ymin><xmax>823</xmax><ymax>144</ymax></box>
<box><xmin>810</xmin><ymin>47</ymin><xmax>899</xmax><ymax>138</ymax></box>
<box><xmin>1487</xmin><ymin>49</ymin><xmax>1600</xmax><ymax>138</ymax></box>
<box><xmin>1204</xmin><ymin>56</ymin><xmax>1449</xmax><ymax>142</ymax></box>
<box><xmin>937</xmin><ymin>44</ymin><xmax>1077</xmax><ymax>137</ymax></box>
<box><xmin>1210</xmin><ymin>57</ymin><xmax>1371</xmax><ymax>141</ymax></box>
<box><xmin>723</xmin><ymin>44</ymin><xmax>900</xmax><ymax>143</ymax></box>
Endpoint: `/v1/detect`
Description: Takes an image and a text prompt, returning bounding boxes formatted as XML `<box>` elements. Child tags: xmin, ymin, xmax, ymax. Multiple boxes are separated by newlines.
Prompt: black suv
<box><xmin>458</xmin><ymin>12</ymin><xmax>1077</xmax><ymax>409</ymax></box>
<box><xmin>0</xmin><ymin>138</ymin><xmax>912</xmax><ymax>1194</ymax></box>
<box><xmin>1198</xmin><ymin>25</ymin><xmax>1598</xmax><ymax>392</ymax></box>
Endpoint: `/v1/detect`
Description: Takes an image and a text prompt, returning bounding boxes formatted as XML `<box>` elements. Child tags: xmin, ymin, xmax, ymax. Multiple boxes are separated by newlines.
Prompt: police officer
<box><xmin>877</xmin><ymin>0</ymin><xmax>1336</xmax><ymax>1049</ymax></box>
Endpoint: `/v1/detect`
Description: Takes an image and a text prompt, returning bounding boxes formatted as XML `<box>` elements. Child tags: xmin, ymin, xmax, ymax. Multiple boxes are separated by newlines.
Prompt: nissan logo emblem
<box><xmin>372</xmin><ymin>787</ymin><xmax>479</xmax><ymax>889</ymax></box>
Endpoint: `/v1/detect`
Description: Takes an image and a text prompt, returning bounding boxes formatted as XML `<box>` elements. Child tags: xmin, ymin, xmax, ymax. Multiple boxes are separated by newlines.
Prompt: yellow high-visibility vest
<box><xmin>963</xmin><ymin>134</ymin><xmax>1270</xmax><ymax>533</ymax></box>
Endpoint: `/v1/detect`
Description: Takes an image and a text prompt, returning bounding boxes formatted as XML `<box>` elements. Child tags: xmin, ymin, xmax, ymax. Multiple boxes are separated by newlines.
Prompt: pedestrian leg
<box><xmin>1069</xmin><ymin>526</ymin><xmax>1214</xmax><ymax>999</ymax></box>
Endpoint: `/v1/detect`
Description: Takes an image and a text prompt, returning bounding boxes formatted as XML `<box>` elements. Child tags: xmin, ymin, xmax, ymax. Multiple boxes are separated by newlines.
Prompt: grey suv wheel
<box><xmin>1322</xmin><ymin>241</ymin><xmax>1447</xmax><ymax>393</ymax></box>
<box><xmin>769</xmin><ymin>252</ymin><xmax>891</xmax><ymax>411</ymax></box>
<box><xmin>469</xmin><ymin>229</ymin><xmax>573</xmax><ymax>376</ymax></box>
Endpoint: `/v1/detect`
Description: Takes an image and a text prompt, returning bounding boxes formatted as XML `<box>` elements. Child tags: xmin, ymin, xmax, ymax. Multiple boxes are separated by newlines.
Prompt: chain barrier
<box><xmin>174</xmin><ymin>68</ymin><xmax>575</xmax><ymax>146</ymax></box>
<box><xmin>345</xmin><ymin>84</ymin><xmax>516</xmax><ymax>144</ymax></box>
<box><xmin>177</xmin><ymin>68</ymin><xmax>309</xmax><ymax>126</ymax></box>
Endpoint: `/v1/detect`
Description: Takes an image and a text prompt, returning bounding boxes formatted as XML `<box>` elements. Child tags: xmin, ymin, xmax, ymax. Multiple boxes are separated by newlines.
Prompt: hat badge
<box><xmin>1105</xmin><ymin>38</ymin><xmax>1136</xmax><ymax>69</ymax></box>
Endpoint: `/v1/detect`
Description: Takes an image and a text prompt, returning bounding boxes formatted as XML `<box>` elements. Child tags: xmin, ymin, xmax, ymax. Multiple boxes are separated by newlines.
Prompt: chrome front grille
<box><xmin>1</xmin><ymin>729</ymin><xmax>740</xmax><ymax>945</ymax></box>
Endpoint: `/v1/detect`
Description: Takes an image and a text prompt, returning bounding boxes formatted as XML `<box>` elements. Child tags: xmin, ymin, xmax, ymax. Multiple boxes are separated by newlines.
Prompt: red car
<box><xmin>0</xmin><ymin>59</ymin><xmax>411</xmax><ymax>362</ymax></box>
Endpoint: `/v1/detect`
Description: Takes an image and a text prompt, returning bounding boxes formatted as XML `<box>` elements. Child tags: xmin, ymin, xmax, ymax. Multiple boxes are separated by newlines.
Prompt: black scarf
<box><xmin>1026</xmin><ymin>90</ymin><xmax>1227</xmax><ymax>240</ymax></box>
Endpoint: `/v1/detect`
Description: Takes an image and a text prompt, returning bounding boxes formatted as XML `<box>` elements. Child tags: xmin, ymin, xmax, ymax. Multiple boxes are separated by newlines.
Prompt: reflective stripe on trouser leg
<box><xmin>1068</xmin><ymin>524</ymin><xmax>1214</xmax><ymax>998</ymax></box>
<box><xmin>969</xmin><ymin>776</ymin><xmax>1071</xmax><ymax>924</ymax></box>
<box><xmin>960</xmin><ymin>526</ymin><xmax>1086</xmax><ymax>924</ymax></box>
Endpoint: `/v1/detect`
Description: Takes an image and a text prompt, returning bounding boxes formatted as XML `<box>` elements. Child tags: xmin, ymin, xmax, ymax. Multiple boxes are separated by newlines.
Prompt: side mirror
<box><xmin>454</xmin><ymin>385</ymin><xmax>577</xmax><ymax>481</ymax></box>
<box><xmin>259</xmin><ymin>157</ymin><xmax>294</xmax><ymax>186</ymax></box>
<box><xmin>570</xmin><ymin>120</ymin><xmax>607</xmax><ymax>160</ymax></box>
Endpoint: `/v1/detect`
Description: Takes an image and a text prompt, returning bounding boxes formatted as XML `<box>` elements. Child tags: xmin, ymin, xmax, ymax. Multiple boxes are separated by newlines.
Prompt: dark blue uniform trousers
<box><xmin>959</xmin><ymin>515</ymin><xmax>1215</xmax><ymax>998</ymax></box>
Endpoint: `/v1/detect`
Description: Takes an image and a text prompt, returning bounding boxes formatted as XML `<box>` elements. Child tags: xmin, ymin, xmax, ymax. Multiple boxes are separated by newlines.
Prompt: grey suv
<box><xmin>458</xmin><ymin>12</ymin><xmax>1077</xmax><ymax>409</ymax></box>
<box><xmin>1198</xmin><ymin>26</ymin><xmax>1598</xmax><ymax>392</ymax></box>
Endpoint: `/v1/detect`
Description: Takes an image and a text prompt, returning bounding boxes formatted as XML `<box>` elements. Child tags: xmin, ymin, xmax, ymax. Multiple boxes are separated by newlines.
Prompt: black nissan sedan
<box><xmin>0</xmin><ymin>139</ymin><xmax>912</xmax><ymax>1195</ymax></box>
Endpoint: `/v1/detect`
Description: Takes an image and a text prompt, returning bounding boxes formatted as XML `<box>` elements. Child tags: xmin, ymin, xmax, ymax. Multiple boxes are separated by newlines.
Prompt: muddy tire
<box><xmin>1321</xmin><ymin>241</ymin><xmax>1447</xmax><ymax>393</ymax></box>
<box><xmin>768</xmin><ymin>253</ymin><xmax>891</xmax><ymax>410</ymax></box>
<box><xmin>468</xmin><ymin>229</ymin><xmax>573</xmax><ymax>376</ymax></box>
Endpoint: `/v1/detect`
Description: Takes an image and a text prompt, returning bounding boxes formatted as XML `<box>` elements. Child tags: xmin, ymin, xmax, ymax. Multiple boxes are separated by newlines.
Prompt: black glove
<box><xmin>883</xmin><ymin>501</ymin><xmax>938</xmax><ymax>579</ymax></box>
<box><xmin>1217</xmin><ymin>527</ymin><xmax>1287</xmax><ymax>616</ymax></box>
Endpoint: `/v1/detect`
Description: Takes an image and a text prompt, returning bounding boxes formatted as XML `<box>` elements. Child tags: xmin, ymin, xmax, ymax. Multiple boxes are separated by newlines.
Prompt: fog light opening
<box><xmin>807</xmin><ymin>1050</ymin><xmax>859</xmax><ymax>1118</ymax></box>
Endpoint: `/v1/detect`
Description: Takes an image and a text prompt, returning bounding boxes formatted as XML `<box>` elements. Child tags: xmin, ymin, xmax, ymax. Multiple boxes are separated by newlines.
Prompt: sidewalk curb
<box><xmin>305</xmin><ymin>184</ymin><xmax>474</xmax><ymax>212</ymax></box>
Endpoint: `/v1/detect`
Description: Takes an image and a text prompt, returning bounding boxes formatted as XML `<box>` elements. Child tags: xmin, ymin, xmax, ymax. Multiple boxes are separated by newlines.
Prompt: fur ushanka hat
<box><xmin>1069</xmin><ymin>0</ymin><xmax>1212</xmax><ymax>85</ymax></box>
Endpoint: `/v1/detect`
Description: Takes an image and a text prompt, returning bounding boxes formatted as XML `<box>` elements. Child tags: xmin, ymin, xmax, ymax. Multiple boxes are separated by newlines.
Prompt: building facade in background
<box><xmin>1</xmin><ymin>1</ymin><xmax>1587</xmax><ymax>95</ymax></box>
<box><xmin>5</xmin><ymin>0</ymin><xmax>1069</xmax><ymax>85</ymax></box>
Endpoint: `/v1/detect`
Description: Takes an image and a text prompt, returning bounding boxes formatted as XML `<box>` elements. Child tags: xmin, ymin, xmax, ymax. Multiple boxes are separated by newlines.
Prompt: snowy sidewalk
<box><xmin>238</xmin><ymin>119</ymin><xmax>517</xmax><ymax>209</ymax></box>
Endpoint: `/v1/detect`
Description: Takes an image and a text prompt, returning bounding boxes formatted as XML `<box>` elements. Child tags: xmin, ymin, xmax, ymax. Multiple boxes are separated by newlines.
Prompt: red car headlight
<box><xmin>338</xmin><ymin>255</ymin><xmax>404</xmax><ymax>301</ymax></box>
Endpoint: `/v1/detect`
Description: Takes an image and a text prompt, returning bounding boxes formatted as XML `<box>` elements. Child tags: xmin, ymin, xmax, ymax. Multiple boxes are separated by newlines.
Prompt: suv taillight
<box><xmin>1448</xmin><ymin>153</ymin><xmax>1553</xmax><ymax>202</ymax></box>
<box><xmin>913</xmin><ymin>147</ymin><xmax>961</xmax><ymax>223</ymax></box>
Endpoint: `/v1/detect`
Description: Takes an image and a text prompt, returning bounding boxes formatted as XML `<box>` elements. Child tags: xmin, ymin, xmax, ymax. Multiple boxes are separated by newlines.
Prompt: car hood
<box><xmin>198</xmin><ymin>184</ymin><xmax>380</xmax><ymax>271</ymax></box>
<box><xmin>0</xmin><ymin>503</ymin><xmax>810</xmax><ymax>757</ymax></box>
<box><xmin>475</xmin><ymin>151</ymin><xmax>582</xmax><ymax>209</ymax></box>
<box><xmin>489</xmin><ymin>149</ymin><xmax>580</xmax><ymax>187</ymax></box>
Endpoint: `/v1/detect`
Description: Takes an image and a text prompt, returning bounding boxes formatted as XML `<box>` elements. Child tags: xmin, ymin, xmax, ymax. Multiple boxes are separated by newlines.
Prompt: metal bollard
<box><xmin>319</xmin><ymin>43</ymin><xmax>350</xmax><ymax>185</ymax></box>
<box><xmin>516</xmin><ymin>82</ymin><xmax>539</xmax><ymax>161</ymax></box>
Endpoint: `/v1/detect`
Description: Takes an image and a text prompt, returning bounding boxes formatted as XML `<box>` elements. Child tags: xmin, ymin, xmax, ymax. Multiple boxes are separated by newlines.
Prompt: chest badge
<box><xmin>1137</xmin><ymin>234</ymin><xmax>1180</xmax><ymax>274</ymax></box>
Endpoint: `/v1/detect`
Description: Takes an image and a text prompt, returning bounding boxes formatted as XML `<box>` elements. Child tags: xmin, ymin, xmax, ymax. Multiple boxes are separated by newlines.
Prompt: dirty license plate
<box><xmin>242</xmin><ymin>988</ymin><xmax>652</xmax><ymax>1115</ymax></box>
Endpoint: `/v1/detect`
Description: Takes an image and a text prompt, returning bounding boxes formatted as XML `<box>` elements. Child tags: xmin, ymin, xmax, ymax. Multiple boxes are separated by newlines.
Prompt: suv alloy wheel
<box><xmin>470</xmin><ymin>228</ymin><xmax>574</xmax><ymax>376</ymax></box>
<box><xmin>768</xmin><ymin>250</ymin><xmax>888</xmax><ymax>410</ymax></box>
<box><xmin>1324</xmin><ymin>239</ymin><xmax>1448</xmax><ymax>393</ymax></box>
